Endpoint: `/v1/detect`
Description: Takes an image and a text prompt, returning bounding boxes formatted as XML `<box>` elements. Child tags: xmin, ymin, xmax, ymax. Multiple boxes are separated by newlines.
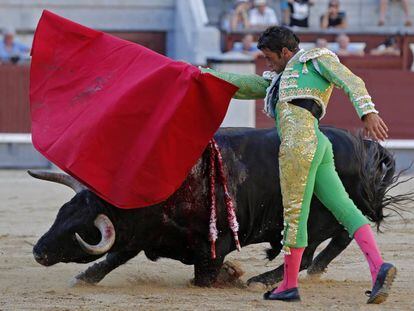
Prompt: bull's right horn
<box><xmin>75</xmin><ymin>214</ymin><xmax>116</xmax><ymax>255</ymax></box>
<box><xmin>28</xmin><ymin>170</ymin><xmax>87</xmax><ymax>193</ymax></box>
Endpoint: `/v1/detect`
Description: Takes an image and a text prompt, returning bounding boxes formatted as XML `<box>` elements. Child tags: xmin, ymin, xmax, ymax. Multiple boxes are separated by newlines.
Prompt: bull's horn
<box><xmin>27</xmin><ymin>170</ymin><xmax>87</xmax><ymax>193</ymax></box>
<box><xmin>75</xmin><ymin>214</ymin><xmax>116</xmax><ymax>255</ymax></box>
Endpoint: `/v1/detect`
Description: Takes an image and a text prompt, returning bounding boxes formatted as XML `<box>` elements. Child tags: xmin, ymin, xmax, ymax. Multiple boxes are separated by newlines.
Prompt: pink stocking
<box><xmin>273</xmin><ymin>247</ymin><xmax>305</xmax><ymax>293</ymax></box>
<box><xmin>354</xmin><ymin>224</ymin><xmax>384</xmax><ymax>284</ymax></box>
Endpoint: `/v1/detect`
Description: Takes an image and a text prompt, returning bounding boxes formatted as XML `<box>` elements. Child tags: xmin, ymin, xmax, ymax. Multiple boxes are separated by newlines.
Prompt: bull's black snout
<box><xmin>33</xmin><ymin>244</ymin><xmax>52</xmax><ymax>266</ymax></box>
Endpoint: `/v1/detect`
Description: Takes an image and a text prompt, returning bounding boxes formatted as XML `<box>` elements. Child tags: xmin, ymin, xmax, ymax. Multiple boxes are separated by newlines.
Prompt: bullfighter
<box><xmin>201</xmin><ymin>26</ymin><xmax>395</xmax><ymax>304</ymax></box>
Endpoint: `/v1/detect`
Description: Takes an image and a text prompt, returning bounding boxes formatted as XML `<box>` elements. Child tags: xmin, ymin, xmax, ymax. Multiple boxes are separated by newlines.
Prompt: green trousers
<box><xmin>276</xmin><ymin>102</ymin><xmax>369</xmax><ymax>253</ymax></box>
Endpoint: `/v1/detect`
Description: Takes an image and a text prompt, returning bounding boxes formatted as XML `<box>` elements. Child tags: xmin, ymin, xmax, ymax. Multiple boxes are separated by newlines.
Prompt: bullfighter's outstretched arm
<box><xmin>316</xmin><ymin>54</ymin><xmax>378</xmax><ymax>119</ymax></box>
<box><xmin>200</xmin><ymin>68</ymin><xmax>270</xmax><ymax>100</ymax></box>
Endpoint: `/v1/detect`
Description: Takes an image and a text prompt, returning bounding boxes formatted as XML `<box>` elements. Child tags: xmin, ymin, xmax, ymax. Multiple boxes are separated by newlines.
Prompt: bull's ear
<box><xmin>27</xmin><ymin>170</ymin><xmax>87</xmax><ymax>193</ymax></box>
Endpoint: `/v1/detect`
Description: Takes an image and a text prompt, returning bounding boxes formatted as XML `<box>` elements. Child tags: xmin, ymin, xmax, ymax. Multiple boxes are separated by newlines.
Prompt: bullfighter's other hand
<box><xmin>362</xmin><ymin>112</ymin><xmax>389</xmax><ymax>141</ymax></box>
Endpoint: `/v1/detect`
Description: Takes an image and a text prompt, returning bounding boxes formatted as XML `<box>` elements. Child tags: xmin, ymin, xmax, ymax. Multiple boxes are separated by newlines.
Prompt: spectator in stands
<box><xmin>332</xmin><ymin>34</ymin><xmax>364</xmax><ymax>56</ymax></box>
<box><xmin>378</xmin><ymin>0</ymin><xmax>412</xmax><ymax>27</ymax></box>
<box><xmin>288</xmin><ymin>0</ymin><xmax>314</xmax><ymax>28</ymax></box>
<box><xmin>249</xmin><ymin>0</ymin><xmax>279</xmax><ymax>28</ymax></box>
<box><xmin>229</xmin><ymin>0</ymin><xmax>252</xmax><ymax>31</ymax></box>
<box><xmin>280</xmin><ymin>1</ymin><xmax>291</xmax><ymax>26</ymax></box>
<box><xmin>0</xmin><ymin>28</ymin><xmax>30</xmax><ymax>64</ymax></box>
<box><xmin>370</xmin><ymin>36</ymin><xmax>401</xmax><ymax>56</ymax></box>
<box><xmin>320</xmin><ymin>0</ymin><xmax>347</xmax><ymax>29</ymax></box>
<box><xmin>231</xmin><ymin>34</ymin><xmax>262</xmax><ymax>58</ymax></box>
<box><xmin>315</xmin><ymin>37</ymin><xmax>328</xmax><ymax>49</ymax></box>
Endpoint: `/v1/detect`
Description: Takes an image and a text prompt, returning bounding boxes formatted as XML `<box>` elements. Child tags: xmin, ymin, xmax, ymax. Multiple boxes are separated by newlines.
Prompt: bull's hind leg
<box><xmin>307</xmin><ymin>229</ymin><xmax>352</xmax><ymax>275</ymax></box>
<box><xmin>71</xmin><ymin>249</ymin><xmax>141</xmax><ymax>286</ymax></box>
<box><xmin>247</xmin><ymin>242</ymin><xmax>319</xmax><ymax>286</ymax></box>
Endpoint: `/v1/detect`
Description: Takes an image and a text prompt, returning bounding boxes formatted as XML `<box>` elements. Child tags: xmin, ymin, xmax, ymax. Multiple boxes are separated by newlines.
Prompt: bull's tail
<box><xmin>354</xmin><ymin>134</ymin><xmax>414</xmax><ymax>231</ymax></box>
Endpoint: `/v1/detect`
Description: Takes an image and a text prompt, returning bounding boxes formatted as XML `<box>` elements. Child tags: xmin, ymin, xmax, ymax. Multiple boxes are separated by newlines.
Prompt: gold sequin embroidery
<box><xmin>277</xmin><ymin>102</ymin><xmax>318</xmax><ymax>253</ymax></box>
<box><xmin>299</xmin><ymin>48</ymin><xmax>340</xmax><ymax>63</ymax></box>
<box><xmin>316</xmin><ymin>54</ymin><xmax>376</xmax><ymax>118</ymax></box>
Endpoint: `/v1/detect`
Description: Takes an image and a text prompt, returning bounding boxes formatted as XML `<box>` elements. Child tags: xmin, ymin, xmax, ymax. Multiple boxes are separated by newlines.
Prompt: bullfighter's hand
<box><xmin>362</xmin><ymin>112</ymin><xmax>388</xmax><ymax>141</ymax></box>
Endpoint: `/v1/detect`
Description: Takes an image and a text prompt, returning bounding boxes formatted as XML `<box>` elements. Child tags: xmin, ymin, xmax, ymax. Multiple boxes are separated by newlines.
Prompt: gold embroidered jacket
<box><xmin>202</xmin><ymin>48</ymin><xmax>378</xmax><ymax>119</ymax></box>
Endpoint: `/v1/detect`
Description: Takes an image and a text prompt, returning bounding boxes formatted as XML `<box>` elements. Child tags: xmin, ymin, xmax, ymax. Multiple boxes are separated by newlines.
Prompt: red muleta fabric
<box><xmin>30</xmin><ymin>10</ymin><xmax>238</xmax><ymax>208</ymax></box>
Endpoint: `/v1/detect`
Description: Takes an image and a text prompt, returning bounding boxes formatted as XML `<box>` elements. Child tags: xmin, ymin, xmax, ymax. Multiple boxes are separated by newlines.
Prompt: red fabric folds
<box><xmin>30</xmin><ymin>10</ymin><xmax>238</xmax><ymax>208</ymax></box>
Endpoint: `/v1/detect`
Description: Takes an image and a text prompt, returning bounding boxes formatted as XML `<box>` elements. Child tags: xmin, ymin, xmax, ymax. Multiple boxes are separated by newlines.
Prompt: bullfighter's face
<box><xmin>261</xmin><ymin>47</ymin><xmax>294</xmax><ymax>74</ymax></box>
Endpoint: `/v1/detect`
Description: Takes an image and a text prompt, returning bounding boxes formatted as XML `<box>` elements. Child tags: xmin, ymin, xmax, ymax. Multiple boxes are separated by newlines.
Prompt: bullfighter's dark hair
<box><xmin>257</xmin><ymin>26</ymin><xmax>300</xmax><ymax>54</ymax></box>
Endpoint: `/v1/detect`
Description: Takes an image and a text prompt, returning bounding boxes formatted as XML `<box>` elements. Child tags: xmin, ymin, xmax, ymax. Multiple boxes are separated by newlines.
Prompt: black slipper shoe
<box><xmin>263</xmin><ymin>287</ymin><xmax>301</xmax><ymax>302</ymax></box>
<box><xmin>366</xmin><ymin>262</ymin><xmax>397</xmax><ymax>304</ymax></box>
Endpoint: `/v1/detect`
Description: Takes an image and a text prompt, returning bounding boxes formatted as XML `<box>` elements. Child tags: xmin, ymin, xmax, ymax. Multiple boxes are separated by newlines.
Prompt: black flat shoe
<box><xmin>366</xmin><ymin>262</ymin><xmax>397</xmax><ymax>304</ymax></box>
<box><xmin>263</xmin><ymin>287</ymin><xmax>301</xmax><ymax>302</ymax></box>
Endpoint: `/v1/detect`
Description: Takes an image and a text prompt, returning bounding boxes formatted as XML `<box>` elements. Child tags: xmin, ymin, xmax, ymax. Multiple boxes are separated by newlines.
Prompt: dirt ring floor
<box><xmin>0</xmin><ymin>170</ymin><xmax>413</xmax><ymax>310</ymax></box>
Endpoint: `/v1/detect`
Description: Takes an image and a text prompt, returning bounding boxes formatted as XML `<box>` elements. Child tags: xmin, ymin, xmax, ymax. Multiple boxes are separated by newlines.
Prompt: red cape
<box><xmin>30</xmin><ymin>10</ymin><xmax>238</xmax><ymax>208</ymax></box>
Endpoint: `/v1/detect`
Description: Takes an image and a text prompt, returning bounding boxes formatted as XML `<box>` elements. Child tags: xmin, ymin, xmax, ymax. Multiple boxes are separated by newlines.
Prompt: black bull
<box><xmin>31</xmin><ymin>126</ymin><xmax>396</xmax><ymax>287</ymax></box>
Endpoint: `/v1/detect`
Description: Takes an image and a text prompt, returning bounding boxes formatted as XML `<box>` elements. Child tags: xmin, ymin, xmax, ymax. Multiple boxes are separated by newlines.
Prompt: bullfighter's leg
<box><xmin>313</xmin><ymin>140</ymin><xmax>370</xmax><ymax>238</ymax></box>
<box><xmin>307</xmin><ymin>229</ymin><xmax>352</xmax><ymax>275</ymax></box>
<box><xmin>264</xmin><ymin>103</ymin><xmax>323</xmax><ymax>300</ymax></box>
<box><xmin>313</xmin><ymin>131</ymin><xmax>396</xmax><ymax>303</ymax></box>
<box><xmin>71</xmin><ymin>249</ymin><xmax>141</xmax><ymax>286</ymax></box>
<box><xmin>276</xmin><ymin>103</ymin><xmax>321</xmax><ymax>256</ymax></box>
<box><xmin>266</xmin><ymin>103</ymin><xmax>366</xmax><ymax>300</ymax></box>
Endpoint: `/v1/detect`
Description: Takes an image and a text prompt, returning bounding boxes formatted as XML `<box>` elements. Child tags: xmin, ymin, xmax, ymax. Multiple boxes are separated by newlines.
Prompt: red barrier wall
<box><xmin>322</xmin><ymin>69</ymin><xmax>414</xmax><ymax>139</ymax></box>
<box><xmin>0</xmin><ymin>32</ymin><xmax>166</xmax><ymax>133</ymax></box>
<box><xmin>0</xmin><ymin>65</ymin><xmax>30</xmax><ymax>133</ymax></box>
<box><xmin>223</xmin><ymin>31</ymin><xmax>414</xmax><ymax>70</ymax></box>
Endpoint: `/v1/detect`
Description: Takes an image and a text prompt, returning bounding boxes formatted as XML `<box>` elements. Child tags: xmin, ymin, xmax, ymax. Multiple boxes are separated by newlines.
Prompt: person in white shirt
<box><xmin>249</xmin><ymin>0</ymin><xmax>279</xmax><ymax>28</ymax></box>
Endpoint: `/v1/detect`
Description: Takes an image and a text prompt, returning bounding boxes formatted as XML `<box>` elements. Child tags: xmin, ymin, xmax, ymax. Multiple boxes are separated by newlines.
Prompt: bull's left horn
<box><xmin>75</xmin><ymin>214</ymin><xmax>116</xmax><ymax>255</ymax></box>
<box><xmin>28</xmin><ymin>170</ymin><xmax>87</xmax><ymax>193</ymax></box>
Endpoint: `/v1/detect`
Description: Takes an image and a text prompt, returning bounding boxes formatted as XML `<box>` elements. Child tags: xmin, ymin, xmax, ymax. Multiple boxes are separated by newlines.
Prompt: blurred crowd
<box><xmin>221</xmin><ymin>0</ymin><xmax>407</xmax><ymax>59</ymax></box>
<box><xmin>0</xmin><ymin>28</ymin><xmax>30</xmax><ymax>65</ymax></box>
<box><xmin>222</xmin><ymin>0</ymin><xmax>412</xmax><ymax>31</ymax></box>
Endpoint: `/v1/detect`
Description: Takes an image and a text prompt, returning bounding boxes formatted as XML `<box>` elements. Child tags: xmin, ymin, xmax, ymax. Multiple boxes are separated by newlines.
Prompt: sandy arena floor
<box><xmin>0</xmin><ymin>169</ymin><xmax>413</xmax><ymax>310</ymax></box>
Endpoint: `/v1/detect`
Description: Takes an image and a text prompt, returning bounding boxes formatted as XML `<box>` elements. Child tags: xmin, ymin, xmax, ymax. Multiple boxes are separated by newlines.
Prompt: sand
<box><xmin>0</xmin><ymin>169</ymin><xmax>413</xmax><ymax>310</ymax></box>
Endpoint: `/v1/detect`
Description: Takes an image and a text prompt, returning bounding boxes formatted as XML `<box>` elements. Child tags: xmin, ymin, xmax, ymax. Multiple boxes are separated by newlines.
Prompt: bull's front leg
<box><xmin>193</xmin><ymin>234</ymin><xmax>236</xmax><ymax>287</ymax></box>
<box><xmin>71</xmin><ymin>249</ymin><xmax>141</xmax><ymax>286</ymax></box>
<box><xmin>307</xmin><ymin>229</ymin><xmax>352</xmax><ymax>275</ymax></box>
<box><xmin>193</xmin><ymin>243</ymin><xmax>224</xmax><ymax>287</ymax></box>
<box><xmin>193</xmin><ymin>257</ymin><xmax>224</xmax><ymax>287</ymax></box>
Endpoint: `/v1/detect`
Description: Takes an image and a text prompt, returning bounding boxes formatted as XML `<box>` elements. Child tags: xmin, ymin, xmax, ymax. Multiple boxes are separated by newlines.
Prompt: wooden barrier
<box><xmin>1</xmin><ymin>31</ymin><xmax>413</xmax><ymax>138</ymax></box>
<box><xmin>223</xmin><ymin>30</ymin><xmax>414</xmax><ymax>70</ymax></box>
<box><xmin>0</xmin><ymin>64</ymin><xmax>30</xmax><ymax>133</ymax></box>
<box><xmin>0</xmin><ymin>31</ymin><xmax>166</xmax><ymax>134</ymax></box>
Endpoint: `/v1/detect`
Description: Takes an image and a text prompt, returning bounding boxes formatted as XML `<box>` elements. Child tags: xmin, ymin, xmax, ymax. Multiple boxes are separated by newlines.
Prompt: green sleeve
<box><xmin>316</xmin><ymin>55</ymin><xmax>378</xmax><ymax>119</ymax></box>
<box><xmin>200</xmin><ymin>68</ymin><xmax>270</xmax><ymax>100</ymax></box>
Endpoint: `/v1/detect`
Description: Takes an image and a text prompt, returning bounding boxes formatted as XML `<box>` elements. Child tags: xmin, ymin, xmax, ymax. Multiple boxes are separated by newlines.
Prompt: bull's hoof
<box><xmin>69</xmin><ymin>274</ymin><xmax>99</xmax><ymax>287</ymax></box>
<box><xmin>218</xmin><ymin>261</ymin><xmax>244</xmax><ymax>280</ymax></box>
<box><xmin>213</xmin><ymin>261</ymin><xmax>245</xmax><ymax>288</ymax></box>
<box><xmin>307</xmin><ymin>264</ymin><xmax>327</xmax><ymax>276</ymax></box>
<box><xmin>247</xmin><ymin>272</ymin><xmax>280</xmax><ymax>286</ymax></box>
<box><xmin>247</xmin><ymin>281</ymin><xmax>267</xmax><ymax>291</ymax></box>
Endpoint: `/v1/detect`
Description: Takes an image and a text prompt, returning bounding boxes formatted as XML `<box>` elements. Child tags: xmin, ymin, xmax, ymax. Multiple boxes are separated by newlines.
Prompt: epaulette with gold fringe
<box><xmin>298</xmin><ymin>48</ymin><xmax>339</xmax><ymax>63</ymax></box>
